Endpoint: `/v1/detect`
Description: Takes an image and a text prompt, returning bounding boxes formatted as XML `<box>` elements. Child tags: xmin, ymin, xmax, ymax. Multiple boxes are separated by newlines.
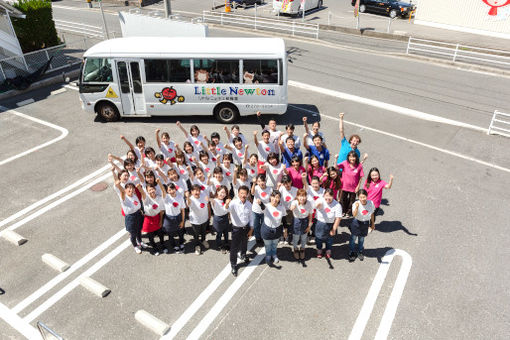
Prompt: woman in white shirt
<box><xmin>114</xmin><ymin>180</ymin><xmax>144</xmax><ymax>254</ymax></box>
<box><xmin>349</xmin><ymin>189</ymin><xmax>375</xmax><ymax>262</ymax></box>
<box><xmin>290</xmin><ymin>189</ymin><xmax>313</xmax><ymax>261</ymax></box>
<box><xmin>314</xmin><ymin>188</ymin><xmax>342</xmax><ymax>259</ymax></box>
<box><xmin>260</xmin><ymin>191</ymin><xmax>286</xmax><ymax>265</ymax></box>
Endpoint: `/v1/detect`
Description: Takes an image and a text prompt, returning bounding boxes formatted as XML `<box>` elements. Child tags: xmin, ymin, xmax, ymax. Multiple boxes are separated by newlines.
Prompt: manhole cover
<box><xmin>90</xmin><ymin>182</ymin><xmax>108</xmax><ymax>192</ymax></box>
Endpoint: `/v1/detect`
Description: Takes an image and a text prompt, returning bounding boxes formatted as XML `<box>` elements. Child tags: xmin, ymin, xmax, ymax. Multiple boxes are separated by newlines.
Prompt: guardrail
<box><xmin>202</xmin><ymin>10</ymin><xmax>319</xmax><ymax>39</ymax></box>
<box><xmin>406</xmin><ymin>37</ymin><xmax>510</xmax><ymax>70</ymax></box>
<box><xmin>488</xmin><ymin>110</ymin><xmax>510</xmax><ymax>138</ymax></box>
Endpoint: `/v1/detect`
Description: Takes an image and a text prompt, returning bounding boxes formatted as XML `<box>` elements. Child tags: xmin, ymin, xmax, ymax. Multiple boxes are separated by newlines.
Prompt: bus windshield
<box><xmin>82</xmin><ymin>58</ymin><xmax>113</xmax><ymax>83</ymax></box>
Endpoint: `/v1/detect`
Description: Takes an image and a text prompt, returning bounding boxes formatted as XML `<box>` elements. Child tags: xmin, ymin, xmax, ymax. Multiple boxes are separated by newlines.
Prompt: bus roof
<box><xmin>83</xmin><ymin>37</ymin><xmax>286</xmax><ymax>59</ymax></box>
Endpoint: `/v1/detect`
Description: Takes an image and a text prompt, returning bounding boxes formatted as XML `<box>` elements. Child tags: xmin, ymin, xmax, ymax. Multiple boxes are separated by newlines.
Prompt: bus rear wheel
<box><xmin>214</xmin><ymin>103</ymin><xmax>239</xmax><ymax>124</ymax></box>
<box><xmin>97</xmin><ymin>102</ymin><xmax>120</xmax><ymax>122</ymax></box>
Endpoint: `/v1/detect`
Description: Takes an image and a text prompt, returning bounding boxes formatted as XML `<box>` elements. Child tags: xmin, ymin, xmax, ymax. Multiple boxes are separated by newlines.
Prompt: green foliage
<box><xmin>11</xmin><ymin>0</ymin><xmax>59</xmax><ymax>53</ymax></box>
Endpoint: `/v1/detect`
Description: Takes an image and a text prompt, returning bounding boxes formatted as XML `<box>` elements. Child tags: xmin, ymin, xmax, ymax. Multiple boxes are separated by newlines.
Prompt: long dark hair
<box><xmin>365</xmin><ymin>167</ymin><xmax>380</xmax><ymax>188</ymax></box>
<box><xmin>324</xmin><ymin>167</ymin><xmax>341</xmax><ymax>189</ymax></box>
<box><xmin>347</xmin><ymin>150</ymin><xmax>359</xmax><ymax>166</ymax></box>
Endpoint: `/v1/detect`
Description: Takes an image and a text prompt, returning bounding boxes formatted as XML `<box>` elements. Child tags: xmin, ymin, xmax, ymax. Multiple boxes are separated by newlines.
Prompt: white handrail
<box><xmin>488</xmin><ymin>110</ymin><xmax>510</xmax><ymax>138</ymax></box>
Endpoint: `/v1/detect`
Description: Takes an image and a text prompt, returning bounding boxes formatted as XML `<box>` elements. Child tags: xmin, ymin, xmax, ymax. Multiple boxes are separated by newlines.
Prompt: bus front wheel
<box><xmin>97</xmin><ymin>101</ymin><xmax>120</xmax><ymax>122</ymax></box>
<box><xmin>214</xmin><ymin>103</ymin><xmax>239</xmax><ymax>124</ymax></box>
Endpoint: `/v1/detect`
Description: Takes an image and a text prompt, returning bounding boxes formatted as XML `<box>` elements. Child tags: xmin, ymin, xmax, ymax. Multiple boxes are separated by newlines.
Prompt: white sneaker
<box><xmin>173</xmin><ymin>246</ymin><xmax>180</xmax><ymax>251</ymax></box>
<box><xmin>134</xmin><ymin>246</ymin><xmax>142</xmax><ymax>254</ymax></box>
<box><xmin>202</xmin><ymin>240</ymin><xmax>209</xmax><ymax>249</ymax></box>
<box><xmin>195</xmin><ymin>246</ymin><xmax>201</xmax><ymax>255</ymax></box>
<box><xmin>153</xmin><ymin>251</ymin><xmax>160</xmax><ymax>256</ymax></box>
<box><xmin>139</xmin><ymin>242</ymin><xmax>149</xmax><ymax>249</ymax></box>
<box><xmin>273</xmin><ymin>256</ymin><xmax>280</xmax><ymax>264</ymax></box>
<box><xmin>283</xmin><ymin>241</ymin><xmax>289</xmax><ymax>245</ymax></box>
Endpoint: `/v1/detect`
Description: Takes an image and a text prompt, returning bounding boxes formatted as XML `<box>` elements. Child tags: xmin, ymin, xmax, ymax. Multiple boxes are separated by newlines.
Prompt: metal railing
<box><xmin>202</xmin><ymin>10</ymin><xmax>319</xmax><ymax>39</ymax></box>
<box><xmin>488</xmin><ymin>110</ymin><xmax>510</xmax><ymax>138</ymax></box>
<box><xmin>0</xmin><ymin>35</ymin><xmax>100</xmax><ymax>84</ymax></box>
<box><xmin>406</xmin><ymin>37</ymin><xmax>510</xmax><ymax>70</ymax></box>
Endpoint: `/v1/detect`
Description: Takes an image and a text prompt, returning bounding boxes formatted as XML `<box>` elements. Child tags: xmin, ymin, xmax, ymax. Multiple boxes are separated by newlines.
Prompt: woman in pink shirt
<box><xmin>338</xmin><ymin>151</ymin><xmax>364</xmax><ymax>217</ymax></box>
<box><xmin>323</xmin><ymin>167</ymin><xmax>342</xmax><ymax>201</ymax></box>
<box><xmin>305</xmin><ymin>155</ymin><xmax>326</xmax><ymax>185</ymax></box>
<box><xmin>365</xmin><ymin>167</ymin><xmax>394</xmax><ymax>221</ymax></box>
<box><xmin>286</xmin><ymin>156</ymin><xmax>306</xmax><ymax>189</ymax></box>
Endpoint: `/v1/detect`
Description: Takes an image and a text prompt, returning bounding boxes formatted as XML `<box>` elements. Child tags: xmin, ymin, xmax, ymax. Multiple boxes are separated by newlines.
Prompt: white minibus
<box><xmin>79</xmin><ymin>37</ymin><xmax>288</xmax><ymax>123</ymax></box>
<box><xmin>273</xmin><ymin>0</ymin><xmax>323</xmax><ymax>16</ymax></box>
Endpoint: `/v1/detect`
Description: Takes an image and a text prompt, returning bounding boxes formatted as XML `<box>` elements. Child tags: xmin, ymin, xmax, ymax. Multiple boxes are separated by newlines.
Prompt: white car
<box><xmin>273</xmin><ymin>0</ymin><xmax>323</xmax><ymax>16</ymax></box>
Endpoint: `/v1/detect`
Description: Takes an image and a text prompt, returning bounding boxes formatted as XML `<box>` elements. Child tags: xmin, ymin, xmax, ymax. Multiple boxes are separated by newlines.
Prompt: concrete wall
<box><xmin>118</xmin><ymin>12</ymin><xmax>208</xmax><ymax>38</ymax></box>
<box><xmin>414</xmin><ymin>0</ymin><xmax>510</xmax><ymax>40</ymax></box>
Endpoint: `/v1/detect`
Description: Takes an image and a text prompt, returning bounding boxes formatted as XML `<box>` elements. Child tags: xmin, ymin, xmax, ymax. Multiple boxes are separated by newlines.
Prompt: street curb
<box><xmin>0</xmin><ymin>66</ymin><xmax>81</xmax><ymax>103</ymax></box>
<box><xmin>319</xmin><ymin>23</ymin><xmax>410</xmax><ymax>42</ymax></box>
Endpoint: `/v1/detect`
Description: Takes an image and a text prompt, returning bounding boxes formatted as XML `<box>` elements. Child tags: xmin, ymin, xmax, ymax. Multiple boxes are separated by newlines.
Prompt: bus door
<box><xmin>115</xmin><ymin>60</ymin><xmax>146</xmax><ymax>115</ymax></box>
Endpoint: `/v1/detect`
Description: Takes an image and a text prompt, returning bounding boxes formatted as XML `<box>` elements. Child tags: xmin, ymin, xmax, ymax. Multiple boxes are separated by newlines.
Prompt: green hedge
<box><xmin>11</xmin><ymin>0</ymin><xmax>59</xmax><ymax>53</ymax></box>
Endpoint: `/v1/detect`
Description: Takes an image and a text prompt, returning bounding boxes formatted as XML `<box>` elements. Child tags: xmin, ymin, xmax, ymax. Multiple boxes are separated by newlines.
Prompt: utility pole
<box><xmin>164</xmin><ymin>0</ymin><xmax>171</xmax><ymax>18</ymax></box>
<box><xmin>98</xmin><ymin>0</ymin><xmax>110</xmax><ymax>39</ymax></box>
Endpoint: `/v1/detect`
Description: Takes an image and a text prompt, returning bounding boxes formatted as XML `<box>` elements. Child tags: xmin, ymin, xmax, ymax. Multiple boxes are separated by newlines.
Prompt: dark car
<box><xmin>351</xmin><ymin>0</ymin><xmax>416</xmax><ymax>18</ymax></box>
<box><xmin>231</xmin><ymin>0</ymin><xmax>263</xmax><ymax>8</ymax></box>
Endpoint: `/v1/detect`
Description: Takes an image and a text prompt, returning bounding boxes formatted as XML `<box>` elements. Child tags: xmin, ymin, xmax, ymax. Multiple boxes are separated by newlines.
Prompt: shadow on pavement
<box><xmin>376</xmin><ymin>220</ymin><xmax>418</xmax><ymax>236</ymax></box>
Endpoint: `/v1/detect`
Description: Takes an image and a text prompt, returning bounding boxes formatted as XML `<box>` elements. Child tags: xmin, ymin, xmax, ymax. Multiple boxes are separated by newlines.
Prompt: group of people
<box><xmin>110</xmin><ymin>112</ymin><xmax>393</xmax><ymax>276</ymax></box>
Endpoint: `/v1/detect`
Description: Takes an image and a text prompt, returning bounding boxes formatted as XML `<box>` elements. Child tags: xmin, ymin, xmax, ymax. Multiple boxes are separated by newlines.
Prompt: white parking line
<box><xmin>288</xmin><ymin>80</ymin><xmax>488</xmax><ymax>133</ymax></box>
<box><xmin>0</xmin><ymin>303</ymin><xmax>40</xmax><ymax>339</ymax></box>
<box><xmin>186</xmin><ymin>248</ymin><xmax>267</xmax><ymax>340</ymax></box>
<box><xmin>0</xmin><ymin>171</ymin><xmax>111</xmax><ymax>237</ymax></box>
<box><xmin>290</xmin><ymin>105</ymin><xmax>510</xmax><ymax>174</ymax></box>
<box><xmin>0</xmin><ymin>163</ymin><xmax>111</xmax><ymax>229</ymax></box>
<box><xmin>161</xmin><ymin>238</ymin><xmax>257</xmax><ymax>340</ymax></box>
<box><xmin>0</xmin><ymin>108</ymin><xmax>69</xmax><ymax>166</ymax></box>
<box><xmin>24</xmin><ymin>239</ymin><xmax>131</xmax><ymax>323</ymax></box>
<box><xmin>349</xmin><ymin>248</ymin><xmax>412</xmax><ymax>340</ymax></box>
<box><xmin>12</xmin><ymin>229</ymin><xmax>126</xmax><ymax>314</ymax></box>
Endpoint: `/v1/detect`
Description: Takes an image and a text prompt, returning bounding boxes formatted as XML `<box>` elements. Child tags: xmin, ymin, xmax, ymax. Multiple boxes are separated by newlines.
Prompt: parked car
<box><xmin>273</xmin><ymin>0</ymin><xmax>323</xmax><ymax>17</ymax></box>
<box><xmin>231</xmin><ymin>0</ymin><xmax>263</xmax><ymax>9</ymax></box>
<box><xmin>351</xmin><ymin>0</ymin><xmax>416</xmax><ymax>18</ymax></box>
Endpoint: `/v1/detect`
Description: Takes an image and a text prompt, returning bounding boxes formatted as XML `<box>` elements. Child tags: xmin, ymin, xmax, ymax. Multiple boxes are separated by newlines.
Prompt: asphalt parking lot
<box><xmin>2</xmin><ymin>30</ymin><xmax>510</xmax><ymax>340</ymax></box>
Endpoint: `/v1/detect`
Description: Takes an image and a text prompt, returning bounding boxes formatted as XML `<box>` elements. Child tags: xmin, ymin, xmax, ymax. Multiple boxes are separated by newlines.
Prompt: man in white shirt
<box><xmin>226</xmin><ymin>186</ymin><xmax>253</xmax><ymax>276</ymax></box>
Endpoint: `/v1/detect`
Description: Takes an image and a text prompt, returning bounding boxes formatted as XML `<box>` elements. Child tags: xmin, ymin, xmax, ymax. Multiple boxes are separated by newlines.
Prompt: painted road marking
<box><xmin>288</xmin><ymin>81</ymin><xmax>487</xmax><ymax>133</ymax></box>
<box><xmin>290</xmin><ymin>105</ymin><xmax>510</xmax><ymax>174</ymax></box>
<box><xmin>0</xmin><ymin>163</ymin><xmax>112</xmax><ymax>229</ymax></box>
<box><xmin>349</xmin><ymin>249</ymin><xmax>412</xmax><ymax>340</ymax></box>
<box><xmin>0</xmin><ymin>303</ymin><xmax>40</xmax><ymax>339</ymax></box>
<box><xmin>0</xmin><ymin>171</ymin><xmax>112</xmax><ymax>237</ymax></box>
<box><xmin>24</xmin><ymin>239</ymin><xmax>131</xmax><ymax>323</ymax></box>
<box><xmin>12</xmin><ymin>229</ymin><xmax>126</xmax><ymax>314</ymax></box>
<box><xmin>50</xmin><ymin>88</ymin><xmax>67</xmax><ymax>96</ymax></box>
<box><xmin>64</xmin><ymin>84</ymin><xmax>78</xmax><ymax>91</ymax></box>
<box><xmin>161</xmin><ymin>238</ymin><xmax>257</xmax><ymax>340</ymax></box>
<box><xmin>16</xmin><ymin>98</ymin><xmax>35</xmax><ymax>107</ymax></box>
<box><xmin>186</xmin><ymin>248</ymin><xmax>267</xmax><ymax>340</ymax></box>
<box><xmin>0</xmin><ymin>108</ymin><xmax>69</xmax><ymax>166</ymax></box>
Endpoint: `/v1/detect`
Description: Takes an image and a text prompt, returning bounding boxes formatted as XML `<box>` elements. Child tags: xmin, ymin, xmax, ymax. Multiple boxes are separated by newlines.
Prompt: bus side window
<box><xmin>117</xmin><ymin>61</ymin><xmax>130</xmax><ymax>94</ymax></box>
<box><xmin>83</xmin><ymin>58</ymin><xmax>113</xmax><ymax>83</ymax></box>
<box><xmin>145</xmin><ymin>59</ymin><xmax>190</xmax><ymax>83</ymax></box>
<box><xmin>243</xmin><ymin>60</ymin><xmax>278</xmax><ymax>84</ymax></box>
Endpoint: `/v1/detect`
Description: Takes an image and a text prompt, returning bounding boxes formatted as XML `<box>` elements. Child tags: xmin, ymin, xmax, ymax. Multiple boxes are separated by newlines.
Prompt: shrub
<box><xmin>11</xmin><ymin>0</ymin><xmax>59</xmax><ymax>53</ymax></box>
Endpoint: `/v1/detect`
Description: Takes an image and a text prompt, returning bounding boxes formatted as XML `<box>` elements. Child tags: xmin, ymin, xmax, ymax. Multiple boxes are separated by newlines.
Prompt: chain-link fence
<box><xmin>0</xmin><ymin>34</ymin><xmax>103</xmax><ymax>86</ymax></box>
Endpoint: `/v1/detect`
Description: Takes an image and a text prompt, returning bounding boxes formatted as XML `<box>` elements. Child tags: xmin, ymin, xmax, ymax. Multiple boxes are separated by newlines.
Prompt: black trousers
<box><xmin>230</xmin><ymin>226</ymin><xmax>249</xmax><ymax>267</ymax></box>
<box><xmin>147</xmin><ymin>229</ymin><xmax>165</xmax><ymax>251</ymax></box>
<box><xmin>340</xmin><ymin>191</ymin><xmax>357</xmax><ymax>215</ymax></box>
<box><xmin>192</xmin><ymin>222</ymin><xmax>208</xmax><ymax>248</ymax></box>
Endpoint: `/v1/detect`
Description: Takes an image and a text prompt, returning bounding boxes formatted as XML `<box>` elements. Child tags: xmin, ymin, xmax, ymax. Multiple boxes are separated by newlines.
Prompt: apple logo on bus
<box><xmin>155</xmin><ymin>86</ymin><xmax>185</xmax><ymax>105</ymax></box>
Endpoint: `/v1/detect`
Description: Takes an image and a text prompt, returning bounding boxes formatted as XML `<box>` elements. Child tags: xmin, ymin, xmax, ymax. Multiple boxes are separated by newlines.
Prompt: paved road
<box><xmin>1</xmin><ymin>10</ymin><xmax>510</xmax><ymax>340</ymax></box>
